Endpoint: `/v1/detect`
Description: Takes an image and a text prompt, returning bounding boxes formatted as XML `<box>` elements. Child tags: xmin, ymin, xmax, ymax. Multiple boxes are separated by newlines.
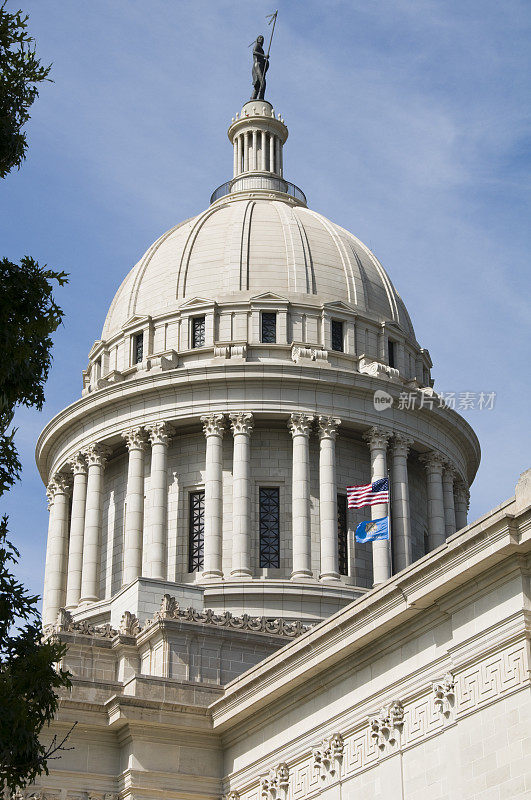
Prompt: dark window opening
<box><xmin>331</xmin><ymin>319</ymin><xmax>344</xmax><ymax>352</ymax></box>
<box><xmin>261</xmin><ymin>312</ymin><xmax>277</xmax><ymax>344</ymax></box>
<box><xmin>188</xmin><ymin>491</ymin><xmax>205</xmax><ymax>572</ymax></box>
<box><xmin>388</xmin><ymin>339</ymin><xmax>396</xmax><ymax>368</ymax></box>
<box><xmin>423</xmin><ymin>528</ymin><xmax>429</xmax><ymax>556</ymax></box>
<box><xmin>259</xmin><ymin>487</ymin><xmax>280</xmax><ymax>567</ymax></box>
<box><xmin>337</xmin><ymin>494</ymin><xmax>348</xmax><ymax>575</ymax></box>
<box><xmin>134</xmin><ymin>332</ymin><xmax>144</xmax><ymax>364</ymax></box>
<box><xmin>192</xmin><ymin>316</ymin><xmax>205</xmax><ymax>348</ymax></box>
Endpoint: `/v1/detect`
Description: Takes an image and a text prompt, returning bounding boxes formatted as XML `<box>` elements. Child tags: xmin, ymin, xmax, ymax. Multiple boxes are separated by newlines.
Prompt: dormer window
<box><xmin>192</xmin><ymin>316</ymin><xmax>205</xmax><ymax>348</ymax></box>
<box><xmin>331</xmin><ymin>319</ymin><xmax>344</xmax><ymax>352</ymax></box>
<box><xmin>134</xmin><ymin>332</ymin><xmax>144</xmax><ymax>364</ymax></box>
<box><xmin>261</xmin><ymin>312</ymin><xmax>277</xmax><ymax>343</ymax></box>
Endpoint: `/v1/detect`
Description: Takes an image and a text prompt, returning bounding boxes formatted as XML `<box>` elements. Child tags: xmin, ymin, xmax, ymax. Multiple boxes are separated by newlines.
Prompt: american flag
<box><xmin>347</xmin><ymin>478</ymin><xmax>389</xmax><ymax>509</ymax></box>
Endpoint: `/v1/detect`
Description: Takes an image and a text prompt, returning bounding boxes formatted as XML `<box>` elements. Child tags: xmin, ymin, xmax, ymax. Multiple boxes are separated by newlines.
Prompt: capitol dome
<box><xmin>102</xmin><ymin>200</ymin><xmax>415</xmax><ymax>341</ymax></box>
<box><xmin>38</xmin><ymin>97</ymin><xmax>480</xmax><ymax>633</ymax></box>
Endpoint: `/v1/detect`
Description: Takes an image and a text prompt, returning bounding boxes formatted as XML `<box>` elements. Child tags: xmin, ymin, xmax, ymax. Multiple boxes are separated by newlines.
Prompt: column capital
<box><xmin>363</xmin><ymin>426</ymin><xmax>392</xmax><ymax>450</ymax></box>
<box><xmin>419</xmin><ymin>450</ymin><xmax>446</xmax><ymax>474</ymax></box>
<box><xmin>317</xmin><ymin>415</ymin><xmax>341</xmax><ymax>440</ymax></box>
<box><xmin>229</xmin><ymin>412</ymin><xmax>254</xmax><ymax>436</ymax></box>
<box><xmin>442</xmin><ymin>463</ymin><xmax>458</xmax><ymax>482</ymax></box>
<box><xmin>68</xmin><ymin>451</ymin><xmax>88</xmax><ymax>476</ymax></box>
<box><xmin>288</xmin><ymin>412</ymin><xmax>314</xmax><ymax>438</ymax></box>
<box><xmin>146</xmin><ymin>420</ymin><xmax>174</xmax><ymax>447</ymax></box>
<box><xmin>121</xmin><ymin>426</ymin><xmax>148</xmax><ymax>451</ymax></box>
<box><xmin>390</xmin><ymin>434</ymin><xmax>414</xmax><ymax>458</ymax></box>
<box><xmin>49</xmin><ymin>472</ymin><xmax>72</xmax><ymax>496</ymax></box>
<box><xmin>83</xmin><ymin>442</ymin><xmax>112</xmax><ymax>468</ymax></box>
<box><xmin>201</xmin><ymin>413</ymin><xmax>225</xmax><ymax>438</ymax></box>
<box><xmin>454</xmin><ymin>477</ymin><xmax>470</xmax><ymax>504</ymax></box>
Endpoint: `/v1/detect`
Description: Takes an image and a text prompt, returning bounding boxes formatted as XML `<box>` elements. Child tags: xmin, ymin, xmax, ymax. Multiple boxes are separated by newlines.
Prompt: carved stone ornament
<box><xmin>317</xmin><ymin>415</ymin><xmax>341</xmax><ymax>440</ymax></box>
<box><xmin>119</xmin><ymin>611</ymin><xmax>141</xmax><ymax>637</ymax></box>
<box><xmin>149</xmin><ymin>595</ymin><xmax>309</xmax><ymax>638</ymax></box>
<box><xmin>121</xmin><ymin>426</ymin><xmax>147</xmax><ymax>451</ymax></box>
<box><xmin>362</xmin><ymin>426</ymin><xmax>392</xmax><ymax>451</ymax></box>
<box><xmin>419</xmin><ymin>451</ymin><xmax>446</xmax><ymax>474</ymax></box>
<box><xmin>83</xmin><ymin>443</ymin><xmax>112</xmax><ymax>468</ymax></box>
<box><xmin>230</xmin><ymin>412</ymin><xmax>254</xmax><ymax>436</ymax></box>
<box><xmin>288</xmin><ymin>412</ymin><xmax>314</xmax><ymax>437</ymax></box>
<box><xmin>291</xmin><ymin>345</ymin><xmax>328</xmax><ymax>364</ymax></box>
<box><xmin>50</xmin><ymin>472</ymin><xmax>72</xmax><ymax>496</ymax></box>
<box><xmin>260</xmin><ymin>762</ymin><xmax>290</xmax><ymax>800</ymax></box>
<box><xmin>146</xmin><ymin>421</ymin><xmax>174</xmax><ymax>447</ymax></box>
<box><xmin>222</xmin><ymin>793</ymin><xmax>240</xmax><ymax>800</ymax></box>
<box><xmin>52</xmin><ymin>608</ymin><xmax>117</xmax><ymax>639</ymax></box>
<box><xmin>359</xmin><ymin>356</ymin><xmax>399</xmax><ymax>381</ymax></box>
<box><xmin>390</xmin><ymin>434</ymin><xmax>414</xmax><ymax>458</ymax></box>
<box><xmin>312</xmin><ymin>732</ymin><xmax>344</xmax><ymax>779</ymax></box>
<box><xmin>369</xmin><ymin>700</ymin><xmax>404</xmax><ymax>749</ymax></box>
<box><xmin>69</xmin><ymin>451</ymin><xmax>88</xmax><ymax>475</ymax></box>
<box><xmin>432</xmin><ymin>672</ymin><xmax>455</xmax><ymax>716</ymax></box>
<box><xmin>201</xmin><ymin>413</ymin><xmax>225</xmax><ymax>437</ymax></box>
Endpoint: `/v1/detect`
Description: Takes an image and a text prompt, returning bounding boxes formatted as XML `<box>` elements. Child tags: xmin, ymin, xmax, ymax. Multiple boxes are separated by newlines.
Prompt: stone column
<box><xmin>454</xmin><ymin>478</ymin><xmax>470</xmax><ymax>531</ymax></box>
<box><xmin>318</xmin><ymin>416</ymin><xmax>341</xmax><ymax>582</ymax></box>
<box><xmin>122</xmin><ymin>427</ymin><xmax>147</xmax><ymax>585</ymax></box>
<box><xmin>269</xmin><ymin>133</ymin><xmax>275</xmax><ymax>172</ymax></box>
<box><xmin>288</xmin><ymin>413</ymin><xmax>314</xmax><ymax>580</ymax></box>
<box><xmin>146</xmin><ymin>421</ymin><xmax>173</xmax><ymax>581</ymax></box>
<box><xmin>236</xmin><ymin>135</ymin><xmax>242</xmax><ymax>175</ymax></box>
<box><xmin>251</xmin><ymin>129</ymin><xmax>257</xmax><ymax>170</ymax></box>
<box><xmin>442</xmin><ymin>464</ymin><xmax>457</xmax><ymax>538</ymax></box>
<box><xmin>363</xmin><ymin>427</ymin><xmax>392</xmax><ymax>585</ymax></box>
<box><xmin>42</xmin><ymin>474</ymin><xmax>72</xmax><ymax>627</ymax></box>
<box><xmin>201</xmin><ymin>413</ymin><xmax>225</xmax><ymax>579</ymax></box>
<box><xmin>243</xmin><ymin>132</ymin><xmax>249</xmax><ymax>172</ymax></box>
<box><xmin>65</xmin><ymin>453</ymin><xmax>88</xmax><ymax>609</ymax></box>
<box><xmin>390</xmin><ymin>434</ymin><xmax>413</xmax><ymax>573</ymax></box>
<box><xmin>80</xmin><ymin>443</ymin><xmax>111</xmax><ymax>603</ymax></box>
<box><xmin>233</xmin><ymin>139</ymin><xmax>238</xmax><ymax>177</ymax></box>
<box><xmin>420</xmin><ymin>452</ymin><xmax>446</xmax><ymax>550</ymax></box>
<box><xmin>230</xmin><ymin>412</ymin><xmax>254</xmax><ymax>578</ymax></box>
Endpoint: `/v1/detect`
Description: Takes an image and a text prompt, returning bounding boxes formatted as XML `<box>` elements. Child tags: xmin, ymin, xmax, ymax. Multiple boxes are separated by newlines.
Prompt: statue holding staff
<box><xmin>250</xmin><ymin>11</ymin><xmax>277</xmax><ymax>101</ymax></box>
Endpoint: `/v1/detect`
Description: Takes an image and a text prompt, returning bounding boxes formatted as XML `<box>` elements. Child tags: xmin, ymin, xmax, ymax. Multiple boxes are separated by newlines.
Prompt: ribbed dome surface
<box><xmin>102</xmin><ymin>197</ymin><xmax>415</xmax><ymax>340</ymax></box>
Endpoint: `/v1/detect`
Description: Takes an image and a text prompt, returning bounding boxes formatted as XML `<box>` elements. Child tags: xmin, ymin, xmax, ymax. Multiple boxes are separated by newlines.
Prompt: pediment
<box><xmin>179</xmin><ymin>296</ymin><xmax>215</xmax><ymax>309</ymax></box>
<box><xmin>322</xmin><ymin>300</ymin><xmax>355</xmax><ymax>312</ymax></box>
<box><xmin>250</xmin><ymin>292</ymin><xmax>289</xmax><ymax>302</ymax></box>
<box><xmin>121</xmin><ymin>314</ymin><xmax>152</xmax><ymax>332</ymax></box>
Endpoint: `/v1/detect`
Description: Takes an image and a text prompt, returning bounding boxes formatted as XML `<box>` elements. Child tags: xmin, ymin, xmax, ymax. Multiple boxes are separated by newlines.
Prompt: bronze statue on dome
<box><xmin>250</xmin><ymin>11</ymin><xmax>277</xmax><ymax>101</ymax></box>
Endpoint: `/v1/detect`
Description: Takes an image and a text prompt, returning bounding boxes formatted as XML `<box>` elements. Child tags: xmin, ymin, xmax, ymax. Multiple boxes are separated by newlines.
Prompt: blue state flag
<box><xmin>355</xmin><ymin>516</ymin><xmax>389</xmax><ymax>543</ymax></box>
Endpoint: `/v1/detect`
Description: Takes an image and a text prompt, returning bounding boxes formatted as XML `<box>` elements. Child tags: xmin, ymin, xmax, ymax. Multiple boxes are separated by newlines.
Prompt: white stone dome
<box><xmin>102</xmin><ymin>199</ymin><xmax>415</xmax><ymax>342</ymax></box>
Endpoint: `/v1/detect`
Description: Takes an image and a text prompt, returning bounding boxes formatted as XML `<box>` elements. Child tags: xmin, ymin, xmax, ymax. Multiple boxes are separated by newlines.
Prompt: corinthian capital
<box><xmin>363</xmin><ymin>426</ymin><xmax>392</xmax><ymax>450</ymax></box>
<box><xmin>390</xmin><ymin>433</ymin><xmax>414</xmax><ymax>458</ymax></box>
<box><xmin>201</xmin><ymin>413</ymin><xmax>225</xmax><ymax>437</ymax></box>
<box><xmin>121</xmin><ymin>427</ymin><xmax>147</xmax><ymax>451</ymax></box>
<box><xmin>419</xmin><ymin>450</ymin><xmax>446</xmax><ymax>473</ymax></box>
<box><xmin>317</xmin><ymin>415</ymin><xmax>341</xmax><ymax>440</ymax></box>
<box><xmin>288</xmin><ymin>412</ymin><xmax>314</xmax><ymax>437</ymax></box>
<box><xmin>84</xmin><ymin>442</ymin><xmax>112</xmax><ymax>468</ymax></box>
<box><xmin>229</xmin><ymin>412</ymin><xmax>254</xmax><ymax>436</ymax></box>
<box><xmin>69</xmin><ymin>451</ymin><xmax>88</xmax><ymax>476</ymax></box>
<box><xmin>49</xmin><ymin>472</ymin><xmax>72</xmax><ymax>496</ymax></box>
<box><xmin>146</xmin><ymin>421</ymin><xmax>174</xmax><ymax>447</ymax></box>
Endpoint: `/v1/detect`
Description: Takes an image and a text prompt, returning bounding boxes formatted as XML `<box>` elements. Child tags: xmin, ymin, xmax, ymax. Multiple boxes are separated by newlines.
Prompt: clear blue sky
<box><xmin>1</xmin><ymin>0</ymin><xmax>530</xmax><ymax>601</ymax></box>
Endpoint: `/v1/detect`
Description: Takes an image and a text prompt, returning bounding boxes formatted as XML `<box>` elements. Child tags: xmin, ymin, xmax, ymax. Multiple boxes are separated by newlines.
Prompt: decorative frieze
<box><xmin>260</xmin><ymin>763</ymin><xmax>289</xmax><ymax>800</ymax></box>
<box><xmin>369</xmin><ymin>700</ymin><xmax>404</xmax><ymax>749</ymax></box>
<box><xmin>432</xmin><ymin>672</ymin><xmax>455</xmax><ymax>717</ymax></box>
<box><xmin>150</xmin><ymin>594</ymin><xmax>310</xmax><ymax>637</ymax></box>
<box><xmin>51</xmin><ymin>608</ymin><xmax>117</xmax><ymax>639</ymax></box>
<box><xmin>291</xmin><ymin>345</ymin><xmax>328</xmax><ymax>364</ymax></box>
<box><xmin>312</xmin><ymin>732</ymin><xmax>344</xmax><ymax>779</ymax></box>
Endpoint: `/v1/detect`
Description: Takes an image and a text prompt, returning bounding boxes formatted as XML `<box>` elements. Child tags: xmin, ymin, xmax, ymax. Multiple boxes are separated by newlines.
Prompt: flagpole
<box><xmin>387</xmin><ymin>467</ymin><xmax>393</xmax><ymax>573</ymax></box>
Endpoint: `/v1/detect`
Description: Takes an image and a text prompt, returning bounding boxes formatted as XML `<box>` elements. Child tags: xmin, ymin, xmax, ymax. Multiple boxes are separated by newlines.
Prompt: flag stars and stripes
<box><xmin>347</xmin><ymin>477</ymin><xmax>389</xmax><ymax>509</ymax></box>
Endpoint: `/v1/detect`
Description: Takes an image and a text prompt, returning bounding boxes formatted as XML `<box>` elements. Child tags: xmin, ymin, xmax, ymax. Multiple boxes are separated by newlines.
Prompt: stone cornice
<box><xmin>209</xmin><ymin>491</ymin><xmax>531</xmax><ymax>732</ymax></box>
